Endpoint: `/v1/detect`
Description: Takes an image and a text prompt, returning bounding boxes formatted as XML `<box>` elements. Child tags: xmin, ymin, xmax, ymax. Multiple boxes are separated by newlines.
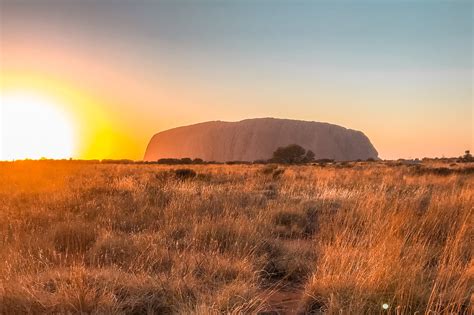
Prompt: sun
<box><xmin>1</xmin><ymin>91</ymin><xmax>76</xmax><ymax>160</ymax></box>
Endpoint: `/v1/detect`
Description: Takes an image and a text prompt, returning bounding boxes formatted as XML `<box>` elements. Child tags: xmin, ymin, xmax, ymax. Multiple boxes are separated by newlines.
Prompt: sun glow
<box><xmin>1</xmin><ymin>92</ymin><xmax>76</xmax><ymax>160</ymax></box>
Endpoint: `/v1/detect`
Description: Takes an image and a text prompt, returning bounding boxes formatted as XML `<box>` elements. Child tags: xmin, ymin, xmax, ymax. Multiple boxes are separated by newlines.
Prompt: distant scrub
<box><xmin>314</xmin><ymin>158</ymin><xmax>335</xmax><ymax>164</ymax></box>
<box><xmin>157</xmin><ymin>158</ymin><xmax>205</xmax><ymax>165</ymax></box>
<box><xmin>225</xmin><ymin>160</ymin><xmax>252</xmax><ymax>165</ymax></box>
<box><xmin>411</xmin><ymin>165</ymin><xmax>474</xmax><ymax>176</ymax></box>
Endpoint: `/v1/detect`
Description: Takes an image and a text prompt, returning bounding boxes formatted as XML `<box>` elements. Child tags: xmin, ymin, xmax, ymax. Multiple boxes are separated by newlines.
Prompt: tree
<box><xmin>462</xmin><ymin>150</ymin><xmax>473</xmax><ymax>162</ymax></box>
<box><xmin>271</xmin><ymin>144</ymin><xmax>311</xmax><ymax>164</ymax></box>
<box><xmin>304</xmin><ymin>150</ymin><xmax>315</xmax><ymax>162</ymax></box>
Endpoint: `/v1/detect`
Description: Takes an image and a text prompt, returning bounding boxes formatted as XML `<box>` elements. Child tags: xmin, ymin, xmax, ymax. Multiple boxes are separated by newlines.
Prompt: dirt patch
<box><xmin>261</xmin><ymin>285</ymin><xmax>305</xmax><ymax>315</ymax></box>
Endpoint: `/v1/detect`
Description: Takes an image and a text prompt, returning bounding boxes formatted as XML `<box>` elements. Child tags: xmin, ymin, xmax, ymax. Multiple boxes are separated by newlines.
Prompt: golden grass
<box><xmin>0</xmin><ymin>161</ymin><xmax>472</xmax><ymax>314</ymax></box>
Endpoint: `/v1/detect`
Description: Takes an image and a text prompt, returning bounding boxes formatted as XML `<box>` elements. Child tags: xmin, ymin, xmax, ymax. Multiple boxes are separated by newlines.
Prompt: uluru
<box><xmin>144</xmin><ymin>118</ymin><xmax>378</xmax><ymax>162</ymax></box>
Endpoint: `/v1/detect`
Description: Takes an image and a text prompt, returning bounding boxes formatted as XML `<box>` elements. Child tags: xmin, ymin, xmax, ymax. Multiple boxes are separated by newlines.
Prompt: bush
<box><xmin>226</xmin><ymin>161</ymin><xmax>251</xmax><ymax>165</ymax></box>
<box><xmin>315</xmin><ymin>159</ymin><xmax>334</xmax><ymax>164</ymax></box>
<box><xmin>271</xmin><ymin>144</ymin><xmax>315</xmax><ymax>163</ymax></box>
<box><xmin>180</xmin><ymin>158</ymin><xmax>193</xmax><ymax>164</ymax></box>
<box><xmin>461</xmin><ymin>150</ymin><xmax>473</xmax><ymax>162</ymax></box>
<box><xmin>174</xmin><ymin>168</ymin><xmax>197</xmax><ymax>180</ymax></box>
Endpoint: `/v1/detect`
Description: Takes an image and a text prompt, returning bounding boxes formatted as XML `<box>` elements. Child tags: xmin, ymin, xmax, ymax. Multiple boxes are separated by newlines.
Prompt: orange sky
<box><xmin>1</xmin><ymin>1</ymin><xmax>472</xmax><ymax>160</ymax></box>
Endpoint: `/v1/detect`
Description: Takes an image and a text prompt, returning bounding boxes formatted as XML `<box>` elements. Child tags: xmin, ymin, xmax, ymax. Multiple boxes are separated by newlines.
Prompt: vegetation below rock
<box><xmin>0</xmin><ymin>161</ymin><xmax>472</xmax><ymax>313</ymax></box>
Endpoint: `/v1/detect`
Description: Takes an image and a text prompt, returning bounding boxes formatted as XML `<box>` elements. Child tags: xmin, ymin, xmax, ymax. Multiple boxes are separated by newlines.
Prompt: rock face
<box><xmin>144</xmin><ymin>118</ymin><xmax>378</xmax><ymax>162</ymax></box>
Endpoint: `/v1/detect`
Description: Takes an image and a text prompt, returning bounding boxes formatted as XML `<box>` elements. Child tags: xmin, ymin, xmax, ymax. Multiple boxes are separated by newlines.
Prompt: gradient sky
<box><xmin>1</xmin><ymin>0</ymin><xmax>472</xmax><ymax>160</ymax></box>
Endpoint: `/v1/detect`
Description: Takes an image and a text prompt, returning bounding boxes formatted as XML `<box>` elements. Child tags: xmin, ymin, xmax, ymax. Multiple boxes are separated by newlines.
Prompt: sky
<box><xmin>0</xmin><ymin>0</ymin><xmax>472</xmax><ymax>160</ymax></box>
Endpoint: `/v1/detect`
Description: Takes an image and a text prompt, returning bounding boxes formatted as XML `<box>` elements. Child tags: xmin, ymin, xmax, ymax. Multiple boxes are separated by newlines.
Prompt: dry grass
<box><xmin>0</xmin><ymin>161</ymin><xmax>472</xmax><ymax>314</ymax></box>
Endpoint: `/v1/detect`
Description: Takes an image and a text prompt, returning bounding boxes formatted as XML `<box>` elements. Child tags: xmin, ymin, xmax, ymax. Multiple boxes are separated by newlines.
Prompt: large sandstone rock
<box><xmin>144</xmin><ymin>118</ymin><xmax>378</xmax><ymax>162</ymax></box>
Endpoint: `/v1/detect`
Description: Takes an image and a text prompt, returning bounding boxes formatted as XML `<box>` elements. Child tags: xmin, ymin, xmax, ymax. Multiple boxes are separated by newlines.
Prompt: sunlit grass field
<box><xmin>0</xmin><ymin>161</ymin><xmax>472</xmax><ymax>314</ymax></box>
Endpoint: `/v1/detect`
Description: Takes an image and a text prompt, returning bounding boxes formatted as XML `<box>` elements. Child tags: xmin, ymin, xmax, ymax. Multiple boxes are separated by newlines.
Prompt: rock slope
<box><xmin>144</xmin><ymin>118</ymin><xmax>378</xmax><ymax>162</ymax></box>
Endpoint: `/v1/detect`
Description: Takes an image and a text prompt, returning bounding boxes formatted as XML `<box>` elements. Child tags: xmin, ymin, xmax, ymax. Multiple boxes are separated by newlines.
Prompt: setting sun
<box><xmin>1</xmin><ymin>92</ymin><xmax>76</xmax><ymax>160</ymax></box>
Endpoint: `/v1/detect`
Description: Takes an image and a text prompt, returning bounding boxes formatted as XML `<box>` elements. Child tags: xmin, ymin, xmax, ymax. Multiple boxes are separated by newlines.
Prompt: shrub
<box><xmin>315</xmin><ymin>158</ymin><xmax>334</xmax><ymax>164</ymax></box>
<box><xmin>461</xmin><ymin>150</ymin><xmax>473</xmax><ymax>162</ymax></box>
<box><xmin>226</xmin><ymin>161</ymin><xmax>251</xmax><ymax>165</ymax></box>
<box><xmin>180</xmin><ymin>157</ymin><xmax>193</xmax><ymax>164</ymax></box>
<box><xmin>157</xmin><ymin>158</ymin><xmax>181</xmax><ymax>164</ymax></box>
<box><xmin>305</xmin><ymin>150</ymin><xmax>315</xmax><ymax>162</ymax></box>
<box><xmin>174</xmin><ymin>168</ymin><xmax>197</xmax><ymax>180</ymax></box>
